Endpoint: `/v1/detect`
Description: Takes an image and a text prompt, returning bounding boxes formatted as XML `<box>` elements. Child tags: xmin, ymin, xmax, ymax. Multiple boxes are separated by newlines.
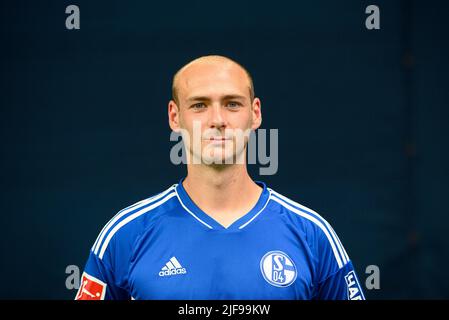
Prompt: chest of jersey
<box><xmin>128</xmin><ymin>217</ymin><xmax>315</xmax><ymax>299</ymax></box>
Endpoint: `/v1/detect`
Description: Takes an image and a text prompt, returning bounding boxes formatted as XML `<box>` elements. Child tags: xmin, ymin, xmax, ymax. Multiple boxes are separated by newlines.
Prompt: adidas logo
<box><xmin>158</xmin><ymin>256</ymin><xmax>187</xmax><ymax>277</ymax></box>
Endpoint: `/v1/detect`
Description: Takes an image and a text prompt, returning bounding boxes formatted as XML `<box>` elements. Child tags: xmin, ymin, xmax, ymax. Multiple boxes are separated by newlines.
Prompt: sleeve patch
<box><xmin>344</xmin><ymin>271</ymin><xmax>364</xmax><ymax>300</ymax></box>
<box><xmin>75</xmin><ymin>272</ymin><xmax>107</xmax><ymax>300</ymax></box>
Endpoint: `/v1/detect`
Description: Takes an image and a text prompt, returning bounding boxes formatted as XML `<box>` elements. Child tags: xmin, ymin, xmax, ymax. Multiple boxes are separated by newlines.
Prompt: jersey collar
<box><xmin>175</xmin><ymin>177</ymin><xmax>271</xmax><ymax>231</ymax></box>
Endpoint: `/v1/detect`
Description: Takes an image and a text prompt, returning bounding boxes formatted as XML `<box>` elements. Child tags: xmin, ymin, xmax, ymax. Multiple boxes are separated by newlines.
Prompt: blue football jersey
<box><xmin>76</xmin><ymin>179</ymin><xmax>365</xmax><ymax>300</ymax></box>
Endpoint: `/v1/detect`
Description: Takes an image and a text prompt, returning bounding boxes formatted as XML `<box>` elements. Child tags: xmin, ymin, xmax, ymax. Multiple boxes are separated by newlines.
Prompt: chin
<box><xmin>202</xmin><ymin>156</ymin><xmax>232</xmax><ymax>165</ymax></box>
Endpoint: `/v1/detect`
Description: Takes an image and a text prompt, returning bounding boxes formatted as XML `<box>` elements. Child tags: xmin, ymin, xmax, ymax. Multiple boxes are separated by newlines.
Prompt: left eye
<box><xmin>227</xmin><ymin>102</ymin><xmax>240</xmax><ymax>108</ymax></box>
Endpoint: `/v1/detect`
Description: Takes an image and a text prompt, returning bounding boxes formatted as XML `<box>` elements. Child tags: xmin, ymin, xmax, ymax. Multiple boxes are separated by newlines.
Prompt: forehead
<box><xmin>176</xmin><ymin>62</ymin><xmax>250</xmax><ymax>100</ymax></box>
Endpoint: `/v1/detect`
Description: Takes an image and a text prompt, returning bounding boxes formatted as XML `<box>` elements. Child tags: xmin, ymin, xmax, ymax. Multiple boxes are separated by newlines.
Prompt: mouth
<box><xmin>208</xmin><ymin>137</ymin><xmax>231</xmax><ymax>141</ymax></box>
<box><xmin>204</xmin><ymin>137</ymin><xmax>232</xmax><ymax>144</ymax></box>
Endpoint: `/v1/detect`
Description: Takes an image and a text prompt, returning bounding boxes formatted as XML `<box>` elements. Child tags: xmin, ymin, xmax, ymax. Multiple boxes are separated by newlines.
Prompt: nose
<box><xmin>208</xmin><ymin>103</ymin><xmax>226</xmax><ymax>129</ymax></box>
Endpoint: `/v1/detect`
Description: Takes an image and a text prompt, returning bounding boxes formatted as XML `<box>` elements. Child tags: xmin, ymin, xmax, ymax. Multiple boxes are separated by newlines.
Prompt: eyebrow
<box><xmin>187</xmin><ymin>94</ymin><xmax>247</xmax><ymax>102</ymax></box>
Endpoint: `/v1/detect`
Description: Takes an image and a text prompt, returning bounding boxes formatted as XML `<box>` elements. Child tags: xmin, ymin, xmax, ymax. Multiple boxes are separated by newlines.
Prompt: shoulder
<box><xmin>268</xmin><ymin>187</ymin><xmax>350</xmax><ymax>269</ymax></box>
<box><xmin>90</xmin><ymin>184</ymin><xmax>178</xmax><ymax>260</ymax></box>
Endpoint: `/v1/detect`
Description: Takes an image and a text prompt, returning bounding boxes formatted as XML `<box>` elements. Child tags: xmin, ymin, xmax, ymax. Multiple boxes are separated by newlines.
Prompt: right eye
<box><xmin>191</xmin><ymin>103</ymin><xmax>206</xmax><ymax>110</ymax></box>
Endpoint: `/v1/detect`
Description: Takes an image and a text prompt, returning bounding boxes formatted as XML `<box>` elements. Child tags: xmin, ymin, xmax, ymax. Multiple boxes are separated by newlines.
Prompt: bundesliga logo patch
<box><xmin>260</xmin><ymin>251</ymin><xmax>297</xmax><ymax>287</ymax></box>
<box><xmin>75</xmin><ymin>272</ymin><xmax>106</xmax><ymax>300</ymax></box>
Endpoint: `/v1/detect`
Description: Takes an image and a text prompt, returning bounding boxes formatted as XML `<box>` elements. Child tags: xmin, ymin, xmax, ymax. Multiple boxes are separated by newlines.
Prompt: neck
<box><xmin>182</xmin><ymin>163</ymin><xmax>262</xmax><ymax>227</ymax></box>
<box><xmin>185</xmin><ymin>163</ymin><xmax>250</xmax><ymax>190</ymax></box>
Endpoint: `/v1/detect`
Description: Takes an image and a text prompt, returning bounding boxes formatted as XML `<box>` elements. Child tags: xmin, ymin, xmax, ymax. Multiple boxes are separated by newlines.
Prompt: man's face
<box><xmin>169</xmin><ymin>61</ymin><xmax>261</xmax><ymax>165</ymax></box>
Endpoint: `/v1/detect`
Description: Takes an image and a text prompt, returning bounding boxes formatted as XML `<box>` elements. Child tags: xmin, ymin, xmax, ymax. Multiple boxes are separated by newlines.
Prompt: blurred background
<box><xmin>1</xmin><ymin>0</ymin><xmax>448</xmax><ymax>299</ymax></box>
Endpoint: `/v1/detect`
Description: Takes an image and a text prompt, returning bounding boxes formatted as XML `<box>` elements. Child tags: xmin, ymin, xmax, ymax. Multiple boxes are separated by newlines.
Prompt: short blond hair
<box><xmin>171</xmin><ymin>55</ymin><xmax>255</xmax><ymax>105</ymax></box>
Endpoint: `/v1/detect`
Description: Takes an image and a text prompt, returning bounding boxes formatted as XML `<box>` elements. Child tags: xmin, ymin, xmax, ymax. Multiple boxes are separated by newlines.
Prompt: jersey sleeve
<box><xmin>314</xmin><ymin>260</ymin><xmax>365</xmax><ymax>300</ymax></box>
<box><xmin>311</xmin><ymin>224</ymin><xmax>366</xmax><ymax>300</ymax></box>
<box><xmin>75</xmin><ymin>251</ymin><xmax>130</xmax><ymax>300</ymax></box>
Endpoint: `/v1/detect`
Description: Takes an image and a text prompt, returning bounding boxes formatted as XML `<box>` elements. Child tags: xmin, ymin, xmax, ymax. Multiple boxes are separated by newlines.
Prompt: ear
<box><xmin>250</xmin><ymin>97</ymin><xmax>262</xmax><ymax>130</ymax></box>
<box><xmin>168</xmin><ymin>100</ymin><xmax>181</xmax><ymax>132</ymax></box>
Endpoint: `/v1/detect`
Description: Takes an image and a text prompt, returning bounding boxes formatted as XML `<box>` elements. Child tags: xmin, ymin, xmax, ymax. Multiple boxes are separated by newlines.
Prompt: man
<box><xmin>76</xmin><ymin>55</ymin><xmax>365</xmax><ymax>300</ymax></box>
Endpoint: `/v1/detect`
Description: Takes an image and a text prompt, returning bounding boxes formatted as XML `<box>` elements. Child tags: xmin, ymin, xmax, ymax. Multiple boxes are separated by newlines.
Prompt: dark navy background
<box><xmin>1</xmin><ymin>0</ymin><xmax>448</xmax><ymax>299</ymax></box>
